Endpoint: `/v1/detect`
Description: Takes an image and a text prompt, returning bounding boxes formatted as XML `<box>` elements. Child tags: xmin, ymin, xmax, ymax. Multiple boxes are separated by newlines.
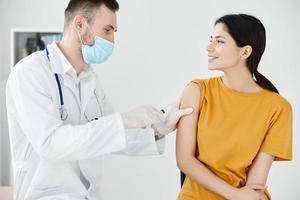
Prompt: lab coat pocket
<box><xmin>26</xmin><ymin>185</ymin><xmax>65</xmax><ymax>200</ymax></box>
<box><xmin>26</xmin><ymin>161</ymin><xmax>66</xmax><ymax>198</ymax></box>
<box><xmin>34</xmin><ymin>184</ymin><xmax>64</xmax><ymax>192</ymax></box>
<box><xmin>27</xmin><ymin>160</ymin><xmax>88</xmax><ymax>199</ymax></box>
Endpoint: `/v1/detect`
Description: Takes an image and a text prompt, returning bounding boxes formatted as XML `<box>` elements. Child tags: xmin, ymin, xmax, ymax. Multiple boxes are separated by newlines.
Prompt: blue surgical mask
<box><xmin>81</xmin><ymin>35</ymin><xmax>114</xmax><ymax>64</ymax></box>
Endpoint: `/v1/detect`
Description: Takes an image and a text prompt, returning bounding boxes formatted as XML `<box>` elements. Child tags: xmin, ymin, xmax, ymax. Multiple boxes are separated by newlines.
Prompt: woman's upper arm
<box><xmin>176</xmin><ymin>83</ymin><xmax>201</xmax><ymax>167</ymax></box>
<box><xmin>246</xmin><ymin>152</ymin><xmax>274</xmax><ymax>186</ymax></box>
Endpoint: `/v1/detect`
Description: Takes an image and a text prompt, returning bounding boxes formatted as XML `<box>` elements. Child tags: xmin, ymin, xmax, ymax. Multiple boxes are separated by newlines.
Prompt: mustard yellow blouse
<box><xmin>178</xmin><ymin>77</ymin><xmax>292</xmax><ymax>200</ymax></box>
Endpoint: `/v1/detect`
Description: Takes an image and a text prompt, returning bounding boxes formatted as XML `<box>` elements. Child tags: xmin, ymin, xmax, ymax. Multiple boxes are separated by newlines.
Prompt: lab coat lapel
<box><xmin>48</xmin><ymin>43</ymin><xmax>81</xmax><ymax>106</ymax></box>
<box><xmin>80</xmin><ymin>74</ymin><xmax>97</xmax><ymax>116</ymax></box>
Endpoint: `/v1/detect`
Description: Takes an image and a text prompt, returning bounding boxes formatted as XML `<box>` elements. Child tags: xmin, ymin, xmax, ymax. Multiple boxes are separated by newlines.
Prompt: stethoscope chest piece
<box><xmin>45</xmin><ymin>47</ymin><xmax>102</xmax><ymax>122</ymax></box>
<box><xmin>60</xmin><ymin>106</ymin><xmax>68</xmax><ymax>121</ymax></box>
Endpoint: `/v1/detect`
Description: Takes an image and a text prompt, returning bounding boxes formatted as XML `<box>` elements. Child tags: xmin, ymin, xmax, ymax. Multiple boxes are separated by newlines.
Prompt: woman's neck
<box><xmin>221</xmin><ymin>65</ymin><xmax>262</xmax><ymax>93</ymax></box>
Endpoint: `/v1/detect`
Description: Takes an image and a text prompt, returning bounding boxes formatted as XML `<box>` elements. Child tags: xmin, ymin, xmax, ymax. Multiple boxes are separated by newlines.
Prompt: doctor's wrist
<box><xmin>151</xmin><ymin>124</ymin><xmax>165</xmax><ymax>140</ymax></box>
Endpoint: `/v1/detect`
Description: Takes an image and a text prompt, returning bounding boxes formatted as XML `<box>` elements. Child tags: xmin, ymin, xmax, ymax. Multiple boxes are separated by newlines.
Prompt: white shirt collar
<box><xmin>47</xmin><ymin>42</ymin><xmax>94</xmax><ymax>82</ymax></box>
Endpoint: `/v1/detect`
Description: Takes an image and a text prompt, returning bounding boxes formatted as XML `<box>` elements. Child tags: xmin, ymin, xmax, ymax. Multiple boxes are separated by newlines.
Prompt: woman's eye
<box><xmin>217</xmin><ymin>40</ymin><xmax>224</xmax><ymax>44</ymax></box>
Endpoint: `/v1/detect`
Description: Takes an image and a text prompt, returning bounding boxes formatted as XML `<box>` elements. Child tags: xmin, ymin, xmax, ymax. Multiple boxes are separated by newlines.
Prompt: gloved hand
<box><xmin>151</xmin><ymin>100</ymin><xmax>193</xmax><ymax>138</ymax></box>
<box><xmin>121</xmin><ymin>106</ymin><xmax>166</xmax><ymax>129</ymax></box>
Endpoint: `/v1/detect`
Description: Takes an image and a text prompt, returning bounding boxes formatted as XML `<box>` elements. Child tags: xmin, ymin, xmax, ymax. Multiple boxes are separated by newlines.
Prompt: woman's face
<box><xmin>207</xmin><ymin>23</ymin><xmax>242</xmax><ymax>71</ymax></box>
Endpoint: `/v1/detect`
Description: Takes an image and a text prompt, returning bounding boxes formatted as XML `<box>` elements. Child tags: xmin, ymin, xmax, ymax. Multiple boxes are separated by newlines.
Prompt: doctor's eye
<box><xmin>104</xmin><ymin>28</ymin><xmax>113</xmax><ymax>34</ymax></box>
<box><xmin>216</xmin><ymin>40</ymin><xmax>225</xmax><ymax>44</ymax></box>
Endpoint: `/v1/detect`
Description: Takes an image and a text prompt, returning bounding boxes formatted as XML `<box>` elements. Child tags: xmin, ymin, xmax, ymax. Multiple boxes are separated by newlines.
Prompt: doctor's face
<box><xmin>206</xmin><ymin>23</ymin><xmax>241</xmax><ymax>71</ymax></box>
<box><xmin>82</xmin><ymin>4</ymin><xmax>117</xmax><ymax>45</ymax></box>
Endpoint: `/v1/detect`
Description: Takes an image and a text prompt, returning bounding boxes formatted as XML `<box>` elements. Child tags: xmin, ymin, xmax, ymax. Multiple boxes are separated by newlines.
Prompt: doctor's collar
<box><xmin>47</xmin><ymin>42</ymin><xmax>94</xmax><ymax>80</ymax></box>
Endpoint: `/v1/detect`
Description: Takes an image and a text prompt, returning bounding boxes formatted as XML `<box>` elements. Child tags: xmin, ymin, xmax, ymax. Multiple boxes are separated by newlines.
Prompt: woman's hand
<box><xmin>230</xmin><ymin>185</ymin><xmax>267</xmax><ymax>200</ymax></box>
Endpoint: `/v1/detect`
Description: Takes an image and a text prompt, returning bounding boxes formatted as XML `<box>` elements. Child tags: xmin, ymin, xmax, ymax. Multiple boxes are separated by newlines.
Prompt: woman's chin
<box><xmin>208</xmin><ymin>65</ymin><xmax>218</xmax><ymax>71</ymax></box>
<box><xmin>208</xmin><ymin>64</ymin><xmax>226</xmax><ymax>71</ymax></box>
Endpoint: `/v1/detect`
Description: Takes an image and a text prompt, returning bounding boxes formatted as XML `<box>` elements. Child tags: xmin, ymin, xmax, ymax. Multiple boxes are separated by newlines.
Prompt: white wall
<box><xmin>0</xmin><ymin>0</ymin><xmax>299</xmax><ymax>199</ymax></box>
<box><xmin>0</xmin><ymin>0</ymin><xmax>69</xmax><ymax>186</ymax></box>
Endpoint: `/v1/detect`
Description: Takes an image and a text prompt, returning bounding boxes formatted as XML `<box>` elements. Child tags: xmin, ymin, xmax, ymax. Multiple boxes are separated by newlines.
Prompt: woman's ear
<box><xmin>240</xmin><ymin>45</ymin><xmax>252</xmax><ymax>60</ymax></box>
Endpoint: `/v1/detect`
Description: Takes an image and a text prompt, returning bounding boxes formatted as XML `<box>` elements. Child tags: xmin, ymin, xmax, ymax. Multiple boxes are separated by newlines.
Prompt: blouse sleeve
<box><xmin>191</xmin><ymin>79</ymin><xmax>206</xmax><ymax>107</ymax></box>
<box><xmin>260</xmin><ymin>100</ymin><xmax>293</xmax><ymax>161</ymax></box>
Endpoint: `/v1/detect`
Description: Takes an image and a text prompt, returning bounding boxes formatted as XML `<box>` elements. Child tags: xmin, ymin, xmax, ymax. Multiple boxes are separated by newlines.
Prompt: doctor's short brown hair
<box><xmin>64</xmin><ymin>0</ymin><xmax>119</xmax><ymax>29</ymax></box>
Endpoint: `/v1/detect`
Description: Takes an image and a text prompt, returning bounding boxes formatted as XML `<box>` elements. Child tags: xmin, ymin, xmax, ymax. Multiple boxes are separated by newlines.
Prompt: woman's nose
<box><xmin>206</xmin><ymin>43</ymin><xmax>214</xmax><ymax>52</ymax></box>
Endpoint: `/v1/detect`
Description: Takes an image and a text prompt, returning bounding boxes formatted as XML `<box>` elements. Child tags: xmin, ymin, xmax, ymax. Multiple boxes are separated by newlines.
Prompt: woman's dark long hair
<box><xmin>215</xmin><ymin>14</ymin><xmax>279</xmax><ymax>94</ymax></box>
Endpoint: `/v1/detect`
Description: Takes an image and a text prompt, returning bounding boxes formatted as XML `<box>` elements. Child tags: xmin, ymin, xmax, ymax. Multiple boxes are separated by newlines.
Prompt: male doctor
<box><xmin>6</xmin><ymin>0</ymin><xmax>193</xmax><ymax>199</ymax></box>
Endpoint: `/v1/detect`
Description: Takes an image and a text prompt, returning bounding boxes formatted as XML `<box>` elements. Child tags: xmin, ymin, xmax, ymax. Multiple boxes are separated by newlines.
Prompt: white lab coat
<box><xmin>6</xmin><ymin>42</ymin><xmax>165</xmax><ymax>200</ymax></box>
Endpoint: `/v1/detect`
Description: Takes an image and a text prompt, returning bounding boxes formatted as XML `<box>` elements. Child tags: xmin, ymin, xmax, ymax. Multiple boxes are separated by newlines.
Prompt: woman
<box><xmin>176</xmin><ymin>14</ymin><xmax>292</xmax><ymax>200</ymax></box>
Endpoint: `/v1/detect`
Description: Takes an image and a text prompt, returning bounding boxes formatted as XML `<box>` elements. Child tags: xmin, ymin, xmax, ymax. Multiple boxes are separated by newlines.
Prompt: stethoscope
<box><xmin>45</xmin><ymin>47</ymin><xmax>103</xmax><ymax>121</ymax></box>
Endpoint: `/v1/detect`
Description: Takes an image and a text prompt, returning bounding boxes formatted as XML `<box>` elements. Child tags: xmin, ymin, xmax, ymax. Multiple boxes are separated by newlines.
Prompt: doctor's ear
<box><xmin>73</xmin><ymin>15</ymin><xmax>87</xmax><ymax>32</ymax></box>
<box><xmin>240</xmin><ymin>45</ymin><xmax>252</xmax><ymax>60</ymax></box>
